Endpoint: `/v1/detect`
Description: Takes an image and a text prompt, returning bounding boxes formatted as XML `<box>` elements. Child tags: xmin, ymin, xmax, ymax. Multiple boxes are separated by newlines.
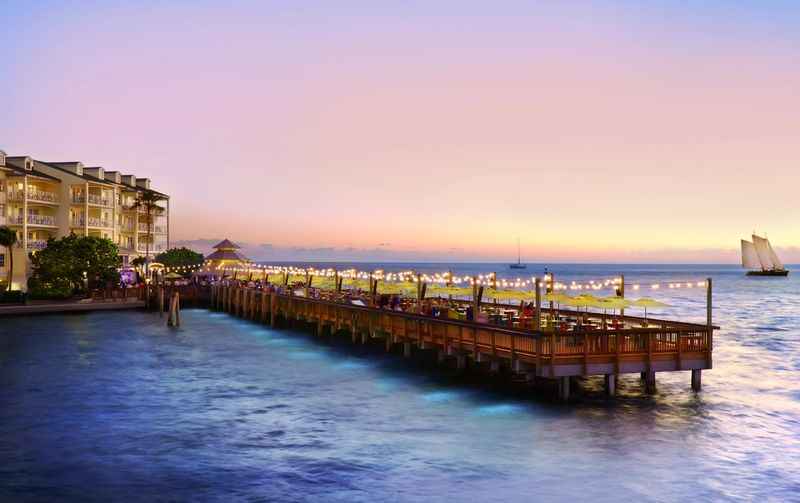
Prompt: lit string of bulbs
<box><xmin>197</xmin><ymin>261</ymin><xmax>708</xmax><ymax>293</ymax></box>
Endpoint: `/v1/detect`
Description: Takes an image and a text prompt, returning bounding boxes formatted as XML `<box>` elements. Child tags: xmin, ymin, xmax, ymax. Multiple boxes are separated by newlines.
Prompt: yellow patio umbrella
<box><xmin>267</xmin><ymin>272</ymin><xmax>286</xmax><ymax>284</ymax></box>
<box><xmin>593</xmin><ymin>298</ymin><xmax>631</xmax><ymax>326</ymax></box>
<box><xmin>378</xmin><ymin>282</ymin><xmax>415</xmax><ymax>295</ymax></box>
<box><xmin>594</xmin><ymin>297</ymin><xmax>631</xmax><ymax>311</ymax></box>
<box><xmin>311</xmin><ymin>277</ymin><xmax>336</xmax><ymax>290</ymax></box>
<box><xmin>484</xmin><ymin>289</ymin><xmax>537</xmax><ymax>301</ymax></box>
<box><xmin>427</xmin><ymin>285</ymin><xmax>473</xmax><ymax>297</ymax></box>
<box><xmin>342</xmin><ymin>278</ymin><xmax>370</xmax><ymax>290</ymax></box>
<box><xmin>629</xmin><ymin>297</ymin><xmax>670</xmax><ymax>322</ymax></box>
<box><xmin>544</xmin><ymin>292</ymin><xmax>571</xmax><ymax>303</ymax></box>
<box><xmin>563</xmin><ymin>294</ymin><xmax>599</xmax><ymax>311</ymax></box>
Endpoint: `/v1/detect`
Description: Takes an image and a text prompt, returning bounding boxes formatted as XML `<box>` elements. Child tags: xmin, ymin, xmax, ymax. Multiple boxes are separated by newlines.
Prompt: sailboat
<box><xmin>741</xmin><ymin>234</ymin><xmax>789</xmax><ymax>276</ymax></box>
<box><xmin>509</xmin><ymin>238</ymin><xmax>527</xmax><ymax>269</ymax></box>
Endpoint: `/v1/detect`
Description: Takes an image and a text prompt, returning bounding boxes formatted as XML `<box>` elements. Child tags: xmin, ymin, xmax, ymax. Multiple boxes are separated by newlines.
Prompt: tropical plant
<box><xmin>0</xmin><ymin>226</ymin><xmax>18</xmax><ymax>292</ymax></box>
<box><xmin>28</xmin><ymin>235</ymin><xmax>121</xmax><ymax>294</ymax></box>
<box><xmin>131</xmin><ymin>192</ymin><xmax>167</xmax><ymax>266</ymax></box>
<box><xmin>156</xmin><ymin>247</ymin><xmax>204</xmax><ymax>275</ymax></box>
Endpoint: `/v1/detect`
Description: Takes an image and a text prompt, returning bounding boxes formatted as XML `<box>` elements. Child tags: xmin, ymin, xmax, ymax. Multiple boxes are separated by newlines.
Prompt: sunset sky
<box><xmin>2</xmin><ymin>1</ymin><xmax>799</xmax><ymax>262</ymax></box>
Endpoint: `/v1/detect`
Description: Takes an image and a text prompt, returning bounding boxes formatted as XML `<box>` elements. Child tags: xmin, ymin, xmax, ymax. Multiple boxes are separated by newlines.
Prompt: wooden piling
<box><xmin>559</xmin><ymin>376</ymin><xmax>570</xmax><ymax>401</ymax></box>
<box><xmin>604</xmin><ymin>374</ymin><xmax>616</xmax><ymax>396</ymax></box>
<box><xmin>691</xmin><ymin>369</ymin><xmax>702</xmax><ymax>391</ymax></box>
<box><xmin>707</xmin><ymin>277</ymin><xmax>713</xmax><ymax>369</ymax></box>
<box><xmin>167</xmin><ymin>291</ymin><xmax>181</xmax><ymax>327</ymax></box>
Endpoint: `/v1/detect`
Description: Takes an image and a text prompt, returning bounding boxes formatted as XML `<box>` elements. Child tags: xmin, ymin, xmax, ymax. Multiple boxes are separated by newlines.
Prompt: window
<box><xmin>0</xmin><ymin>254</ymin><xmax>4</xmax><ymax>268</ymax></box>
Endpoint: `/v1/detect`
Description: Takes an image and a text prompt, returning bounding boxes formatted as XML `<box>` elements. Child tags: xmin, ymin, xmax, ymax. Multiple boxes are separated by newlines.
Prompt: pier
<box><xmin>201</xmin><ymin>282</ymin><xmax>715</xmax><ymax>400</ymax></box>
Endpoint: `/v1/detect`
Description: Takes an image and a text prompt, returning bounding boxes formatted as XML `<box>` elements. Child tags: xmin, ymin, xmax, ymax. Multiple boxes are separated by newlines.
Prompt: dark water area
<box><xmin>1</xmin><ymin>264</ymin><xmax>800</xmax><ymax>501</ymax></box>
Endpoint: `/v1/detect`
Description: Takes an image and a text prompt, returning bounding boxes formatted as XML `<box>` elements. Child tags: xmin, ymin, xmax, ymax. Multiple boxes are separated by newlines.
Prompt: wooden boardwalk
<box><xmin>204</xmin><ymin>284</ymin><xmax>713</xmax><ymax>400</ymax></box>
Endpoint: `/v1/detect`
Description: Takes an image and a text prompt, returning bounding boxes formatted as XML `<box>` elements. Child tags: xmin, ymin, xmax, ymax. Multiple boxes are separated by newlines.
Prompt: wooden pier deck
<box><xmin>203</xmin><ymin>284</ymin><xmax>713</xmax><ymax>400</ymax></box>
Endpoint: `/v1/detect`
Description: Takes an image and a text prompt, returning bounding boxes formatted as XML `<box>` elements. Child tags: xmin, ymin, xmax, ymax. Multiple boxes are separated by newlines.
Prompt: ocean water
<box><xmin>1</xmin><ymin>264</ymin><xmax>799</xmax><ymax>502</ymax></box>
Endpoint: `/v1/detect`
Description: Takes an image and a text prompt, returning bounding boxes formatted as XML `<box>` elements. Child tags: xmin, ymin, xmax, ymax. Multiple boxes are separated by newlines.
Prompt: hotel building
<box><xmin>0</xmin><ymin>149</ymin><xmax>169</xmax><ymax>290</ymax></box>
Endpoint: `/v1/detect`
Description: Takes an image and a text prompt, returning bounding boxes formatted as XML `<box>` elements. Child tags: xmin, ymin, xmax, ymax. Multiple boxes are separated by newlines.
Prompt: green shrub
<box><xmin>0</xmin><ymin>290</ymin><xmax>26</xmax><ymax>304</ymax></box>
<box><xmin>26</xmin><ymin>277</ymin><xmax>74</xmax><ymax>300</ymax></box>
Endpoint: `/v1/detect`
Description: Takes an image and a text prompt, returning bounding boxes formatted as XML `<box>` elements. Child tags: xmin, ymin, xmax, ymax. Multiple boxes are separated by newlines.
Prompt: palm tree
<box><xmin>0</xmin><ymin>226</ymin><xmax>18</xmax><ymax>291</ymax></box>
<box><xmin>131</xmin><ymin>192</ymin><xmax>167</xmax><ymax>275</ymax></box>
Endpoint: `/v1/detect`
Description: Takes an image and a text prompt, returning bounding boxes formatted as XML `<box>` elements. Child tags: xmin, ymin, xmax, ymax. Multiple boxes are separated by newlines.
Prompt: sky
<box><xmin>2</xmin><ymin>1</ymin><xmax>799</xmax><ymax>263</ymax></box>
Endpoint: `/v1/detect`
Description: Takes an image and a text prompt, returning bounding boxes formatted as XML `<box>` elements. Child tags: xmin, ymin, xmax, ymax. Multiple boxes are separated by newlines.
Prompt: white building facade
<box><xmin>0</xmin><ymin>149</ymin><xmax>169</xmax><ymax>290</ymax></box>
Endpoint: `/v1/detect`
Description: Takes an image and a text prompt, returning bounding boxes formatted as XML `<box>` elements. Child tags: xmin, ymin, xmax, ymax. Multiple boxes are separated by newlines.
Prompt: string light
<box><xmin>192</xmin><ymin>262</ymin><xmax>707</xmax><ymax>297</ymax></box>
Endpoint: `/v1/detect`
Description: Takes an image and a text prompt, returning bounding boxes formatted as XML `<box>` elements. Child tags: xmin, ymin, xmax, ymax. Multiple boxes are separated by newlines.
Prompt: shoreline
<box><xmin>0</xmin><ymin>298</ymin><xmax>144</xmax><ymax>316</ymax></box>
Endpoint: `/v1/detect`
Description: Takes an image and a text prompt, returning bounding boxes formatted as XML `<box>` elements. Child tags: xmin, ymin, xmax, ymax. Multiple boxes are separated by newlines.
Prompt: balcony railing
<box><xmin>28</xmin><ymin>190</ymin><xmax>59</xmax><ymax>203</ymax></box>
<box><xmin>72</xmin><ymin>194</ymin><xmax>112</xmax><ymax>206</ymax></box>
<box><xmin>88</xmin><ymin>194</ymin><xmax>112</xmax><ymax>206</ymax></box>
<box><xmin>27</xmin><ymin>215</ymin><xmax>57</xmax><ymax>226</ymax></box>
<box><xmin>9</xmin><ymin>190</ymin><xmax>59</xmax><ymax>203</ymax></box>
<box><xmin>136</xmin><ymin>244</ymin><xmax>167</xmax><ymax>253</ymax></box>
<box><xmin>88</xmin><ymin>217</ymin><xmax>112</xmax><ymax>228</ymax></box>
<box><xmin>138</xmin><ymin>225</ymin><xmax>167</xmax><ymax>234</ymax></box>
<box><xmin>9</xmin><ymin>216</ymin><xmax>23</xmax><ymax>225</ymax></box>
<box><xmin>120</xmin><ymin>222</ymin><xmax>136</xmax><ymax>232</ymax></box>
<box><xmin>27</xmin><ymin>239</ymin><xmax>48</xmax><ymax>251</ymax></box>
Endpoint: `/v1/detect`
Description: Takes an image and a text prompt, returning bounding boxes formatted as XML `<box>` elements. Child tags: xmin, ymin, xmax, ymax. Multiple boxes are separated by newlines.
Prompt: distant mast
<box><xmin>742</xmin><ymin>234</ymin><xmax>788</xmax><ymax>277</ymax></box>
<box><xmin>509</xmin><ymin>238</ymin><xmax>527</xmax><ymax>269</ymax></box>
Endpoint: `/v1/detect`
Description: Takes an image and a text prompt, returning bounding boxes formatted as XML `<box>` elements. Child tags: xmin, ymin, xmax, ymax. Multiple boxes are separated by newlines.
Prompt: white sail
<box><xmin>765</xmin><ymin>238</ymin><xmax>784</xmax><ymax>270</ymax></box>
<box><xmin>752</xmin><ymin>235</ymin><xmax>775</xmax><ymax>271</ymax></box>
<box><xmin>741</xmin><ymin>240</ymin><xmax>761</xmax><ymax>270</ymax></box>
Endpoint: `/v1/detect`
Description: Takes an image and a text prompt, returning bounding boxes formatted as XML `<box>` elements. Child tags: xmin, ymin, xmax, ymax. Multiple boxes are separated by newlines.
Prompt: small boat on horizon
<box><xmin>741</xmin><ymin>234</ymin><xmax>789</xmax><ymax>276</ymax></box>
<box><xmin>509</xmin><ymin>238</ymin><xmax>527</xmax><ymax>270</ymax></box>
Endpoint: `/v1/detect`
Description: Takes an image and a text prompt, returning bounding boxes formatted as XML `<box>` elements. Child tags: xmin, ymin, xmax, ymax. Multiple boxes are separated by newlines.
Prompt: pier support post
<box><xmin>490</xmin><ymin>360</ymin><xmax>500</xmax><ymax>373</ymax></box>
<box><xmin>403</xmin><ymin>342</ymin><xmax>412</xmax><ymax>358</ymax></box>
<box><xmin>558</xmin><ymin>376</ymin><xmax>570</xmax><ymax>401</ymax></box>
<box><xmin>691</xmin><ymin>369</ymin><xmax>702</xmax><ymax>391</ymax></box>
<box><xmin>167</xmin><ymin>292</ymin><xmax>181</xmax><ymax>327</ymax></box>
<box><xmin>158</xmin><ymin>287</ymin><xmax>165</xmax><ymax>317</ymax></box>
<box><xmin>456</xmin><ymin>355</ymin><xmax>466</xmax><ymax>370</ymax></box>
<box><xmin>604</xmin><ymin>374</ymin><xmax>616</xmax><ymax>396</ymax></box>
<box><xmin>644</xmin><ymin>371</ymin><xmax>656</xmax><ymax>393</ymax></box>
<box><xmin>269</xmin><ymin>294</ymin><xmax>276</xmax><ymax>328</ymax></box>
<box><xmin>437</xmin><ymin>350</ymin><xmax>445</xmax><ymax>364</ymax></box>
<box><xmin>385</xmin><ymin>335</ymin><xmax>392</xmax><ymax>353</ymax></box>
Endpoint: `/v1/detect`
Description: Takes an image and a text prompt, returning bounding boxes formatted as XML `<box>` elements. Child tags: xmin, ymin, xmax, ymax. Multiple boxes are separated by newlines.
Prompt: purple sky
<box><xmin>2</xmin><ymin>1</ymin><xmax>799</xmax><ymax>262</ymax></box>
